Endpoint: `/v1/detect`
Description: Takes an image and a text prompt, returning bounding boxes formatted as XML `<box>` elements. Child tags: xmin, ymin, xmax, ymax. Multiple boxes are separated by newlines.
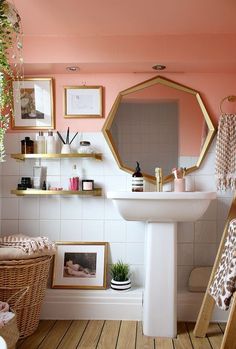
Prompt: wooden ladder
<box><xmin>193</xmin><ymin>194</ymin><xmax>236</xmax><ymax>349</ymax></box>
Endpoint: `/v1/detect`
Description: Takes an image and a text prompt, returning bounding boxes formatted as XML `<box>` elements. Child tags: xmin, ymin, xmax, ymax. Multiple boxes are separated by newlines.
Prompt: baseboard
<box><xmin>40</xmin><ymin>288</ymin><xmax>228</xmax><ymax>323</ymax></box>
<box><xmin>40</xmin><ymin>287</ymin><xmax>143</xmax><ymax>320</ymax></box>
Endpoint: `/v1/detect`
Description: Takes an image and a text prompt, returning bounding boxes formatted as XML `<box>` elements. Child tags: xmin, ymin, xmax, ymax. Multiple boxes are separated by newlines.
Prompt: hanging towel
<box><xmin>209</xmin><ymin>218</ymin><xmax>236</xmax><ymax>310</ymax></box>
<box><xmin>215</xmin><ymin>113</ymin><xmax>236</xmax><ymax>191</ymax></box>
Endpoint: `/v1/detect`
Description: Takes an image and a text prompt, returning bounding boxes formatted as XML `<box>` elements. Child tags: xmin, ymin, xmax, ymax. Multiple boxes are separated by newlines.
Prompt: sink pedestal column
<box><xmin>143</xmin><ymin>222</ymin><xmax>177</xmax><ymax>337</ymax></box>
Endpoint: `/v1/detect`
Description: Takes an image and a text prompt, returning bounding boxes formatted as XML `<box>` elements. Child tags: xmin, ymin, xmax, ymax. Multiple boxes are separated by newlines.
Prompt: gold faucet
<box><xmin>155</xmin><ymin>167</ymin><xmax>163</xmax><ymax>192</ymax></box>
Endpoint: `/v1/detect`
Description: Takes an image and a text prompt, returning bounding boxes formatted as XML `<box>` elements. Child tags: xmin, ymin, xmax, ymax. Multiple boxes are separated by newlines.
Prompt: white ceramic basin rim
<box><xmin>107</xmin><ymin>191</ymin><xmax>217</xmax><ymax>222</ymax></box>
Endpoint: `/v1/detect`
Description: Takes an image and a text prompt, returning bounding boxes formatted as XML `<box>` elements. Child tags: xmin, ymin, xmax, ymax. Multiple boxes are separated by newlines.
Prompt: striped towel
<box><xmin>215</xmin><ymin>113</ymin><xmax>236</xmax><ymax>191</ymax></box>
<box><xmin>0</xmin><ymin>234</ymin><xmax>56</xmax><ymax>255</ymax></box>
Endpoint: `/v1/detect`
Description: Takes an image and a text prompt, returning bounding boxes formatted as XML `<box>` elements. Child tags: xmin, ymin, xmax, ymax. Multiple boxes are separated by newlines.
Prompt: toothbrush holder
<box><xmin>61</xmin><ymin>144</ymin><xmax>71</xmax><ymax>154</ymax></box>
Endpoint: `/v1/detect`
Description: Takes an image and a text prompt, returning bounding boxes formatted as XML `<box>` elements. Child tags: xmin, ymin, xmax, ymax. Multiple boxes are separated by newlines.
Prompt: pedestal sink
<box><xmin>107</xmin><ymin>191</ymin><xmax>216</xmax><ymax>337</ymax></box>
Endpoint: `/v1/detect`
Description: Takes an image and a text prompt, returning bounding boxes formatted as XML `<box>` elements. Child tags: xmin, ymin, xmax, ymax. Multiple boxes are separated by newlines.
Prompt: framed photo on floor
<box><xmin>52</xmin><ymin>242</ymin><xmax>108</xmax><ymax>289</ymax></box>
<box><xmin>12</xmin><ymin>77</ymin><xmax>55</xmax><ymax>130</ymax></box>
<box><xmin>64</xmin><ymin>85</ymin><xmax>103</xmax><ymax>118</ymax></box>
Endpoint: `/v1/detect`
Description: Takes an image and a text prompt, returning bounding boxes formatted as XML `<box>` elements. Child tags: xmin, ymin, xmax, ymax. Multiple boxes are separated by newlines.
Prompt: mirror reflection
<box><xmin>103</xmin><ymin>76</ymin><xmax>215</xmax><ymax>182</ymax></box>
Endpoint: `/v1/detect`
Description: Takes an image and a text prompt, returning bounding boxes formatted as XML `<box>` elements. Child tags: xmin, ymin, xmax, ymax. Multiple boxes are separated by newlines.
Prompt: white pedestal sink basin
<box><xmin>107</xmin><ymin>191</ymin><xmax>216</xmax><ymax>337</ymax></box>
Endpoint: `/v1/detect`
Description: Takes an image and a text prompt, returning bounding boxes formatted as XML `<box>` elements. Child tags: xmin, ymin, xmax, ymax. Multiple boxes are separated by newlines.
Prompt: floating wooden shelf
<box><xmin>11</xmin><ymin>153</ymin><xmax>102</xmax><ymax>161</ymax></box>
<box><xmin>11</xmin><ymin>188</ymin><xmax>102</xmax><ymax>196</ymax></box>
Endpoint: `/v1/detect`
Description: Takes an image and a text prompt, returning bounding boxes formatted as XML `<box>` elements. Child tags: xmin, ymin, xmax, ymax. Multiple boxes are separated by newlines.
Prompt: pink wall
<box><xmin>9</xmin><ymin>73</ymin><xmax>236</xmax><ymax>135</ymax></box>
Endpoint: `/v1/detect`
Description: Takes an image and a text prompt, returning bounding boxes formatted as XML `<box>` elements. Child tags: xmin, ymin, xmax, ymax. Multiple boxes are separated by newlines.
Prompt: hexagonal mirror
<box><xmin>102</xmin><ymin>76</ymin><xmax>216</xmax><ymax>183</ymax></box>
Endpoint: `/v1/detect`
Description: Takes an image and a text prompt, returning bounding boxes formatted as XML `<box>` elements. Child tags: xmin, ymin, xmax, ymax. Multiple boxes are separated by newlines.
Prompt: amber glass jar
<box><xmin>21</xmin><ymin>137</ymin><xmax>34</xmax><ymax>154</ymax></box>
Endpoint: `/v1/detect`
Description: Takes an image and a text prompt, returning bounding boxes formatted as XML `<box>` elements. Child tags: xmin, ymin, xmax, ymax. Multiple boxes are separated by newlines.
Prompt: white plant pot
<box><xmin>110</xmin><ymin>278</ymin><xmax>131</xmax><ymax>291</ymax></box>
<box><xmin>61</xmin><ymin>144</ymin><xmax>71</xmax><ymax>154</ymax></box>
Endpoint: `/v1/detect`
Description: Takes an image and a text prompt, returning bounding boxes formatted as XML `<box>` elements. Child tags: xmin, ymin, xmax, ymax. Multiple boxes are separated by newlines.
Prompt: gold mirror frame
<box><xmin>102</xmin><ymin>76</ymin><xmax>216</xmax><ymax>183</ymax></box>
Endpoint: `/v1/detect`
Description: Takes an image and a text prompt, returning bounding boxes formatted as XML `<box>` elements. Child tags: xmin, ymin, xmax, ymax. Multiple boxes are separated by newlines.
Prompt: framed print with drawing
<box><xmin>12</xmin><ymin>78</ymin><xmax>54</xmax><ymax>130</ymax></box>
<box><xmin>52</xmin><ymin>242</ymin><xmax>108</xmax><ymax>289</ymax></box>
<box><xmin>64</xmin><ymin>85</ymin><xmax>103</xmax><ymax>118</ymax></box>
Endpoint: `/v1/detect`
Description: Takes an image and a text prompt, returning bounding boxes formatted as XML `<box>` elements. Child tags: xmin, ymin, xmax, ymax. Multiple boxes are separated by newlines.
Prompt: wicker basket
<box><xmin>0</xmin><ymin>255</ymin><xmax>52</xmax><ymax>339</ymax></box>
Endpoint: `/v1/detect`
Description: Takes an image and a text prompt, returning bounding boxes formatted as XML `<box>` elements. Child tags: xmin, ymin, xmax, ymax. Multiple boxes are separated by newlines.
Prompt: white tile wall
<box><xmin>0</xmin><ymin>132</ymin><xmax>234</xmax><ymax>291</ymax></box>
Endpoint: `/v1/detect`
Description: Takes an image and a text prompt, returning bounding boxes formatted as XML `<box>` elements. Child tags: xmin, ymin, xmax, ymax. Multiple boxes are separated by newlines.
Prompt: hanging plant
<box><xmin>0</xmin><ymin>0</ymin><xmax>23</xmax><ymax>161</ymax></box>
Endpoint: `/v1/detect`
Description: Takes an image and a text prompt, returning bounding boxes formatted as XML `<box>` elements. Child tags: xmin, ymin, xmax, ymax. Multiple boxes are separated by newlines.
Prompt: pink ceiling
<box><xmin>13</xmin><ymin>0</ymin><xmax>236</xmax><ymax>73</ymax></box>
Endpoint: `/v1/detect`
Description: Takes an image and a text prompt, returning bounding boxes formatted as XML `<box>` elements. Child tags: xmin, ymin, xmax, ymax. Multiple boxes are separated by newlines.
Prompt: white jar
<box><xmin>77</xmin><ymin>141</ymin><xmax>94</xmax><ymax>154</ymax></box>
<box><xmin>36</xmin><ymin>131</ymin><xmax>46</xmax><ymax>154</ymax></box>
<box><xmin>46</xmin><ymin>131</ymin><xmax>56</xmax><ymax>154</ymax></box>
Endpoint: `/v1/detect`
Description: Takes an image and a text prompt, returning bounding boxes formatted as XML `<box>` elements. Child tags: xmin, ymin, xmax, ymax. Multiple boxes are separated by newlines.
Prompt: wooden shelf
<box><xmin>11</xmin><ymin>188</ymin><xmax>102</xmax><ymax>196</ymax></box>
<box><xmin>11</xmin><ymin>153</ymin><xmax>102</xmax><ymax>161</ymax></box>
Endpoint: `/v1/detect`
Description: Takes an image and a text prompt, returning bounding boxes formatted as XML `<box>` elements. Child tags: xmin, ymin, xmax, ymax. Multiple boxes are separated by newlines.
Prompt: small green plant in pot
<box><xmin>110</xmin><ymin>260</ymin><xmax>131</xmax><ymax>291</ymax></box>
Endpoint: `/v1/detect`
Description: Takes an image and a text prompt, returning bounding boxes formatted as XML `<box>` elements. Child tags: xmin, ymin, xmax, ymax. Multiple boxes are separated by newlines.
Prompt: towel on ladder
<box><xmin>209</xmin><ymin>218</ymin><xmax>236</xmax><ymax>310</ymax></box>
<box><xmin>215</xmin><ymin>113</ymin><xmax>236</xmax><ymax>191</ymax></box>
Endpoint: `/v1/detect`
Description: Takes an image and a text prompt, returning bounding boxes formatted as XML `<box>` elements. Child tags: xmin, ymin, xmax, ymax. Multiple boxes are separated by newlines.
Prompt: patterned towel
<box><xmin>0</xmin><ymin>234</ymin><xmax>56</xmax><ymax>255</ymax></box>
<box><xmin>215</xmin><ymin>113</ymin><xmax>236</xmax><ymax>191</ymax></box>
<box><xmin>209</xmin><ymin>219</ymin><xmax>236</xmax><ymax>310</ymax></box>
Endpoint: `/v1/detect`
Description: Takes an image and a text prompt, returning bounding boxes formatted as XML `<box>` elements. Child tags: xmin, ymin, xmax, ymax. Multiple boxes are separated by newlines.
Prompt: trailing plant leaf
<box><xmin>0</xmin><ymin>0</ymin><xmax>23</xmax><ymax>161</ymax></box>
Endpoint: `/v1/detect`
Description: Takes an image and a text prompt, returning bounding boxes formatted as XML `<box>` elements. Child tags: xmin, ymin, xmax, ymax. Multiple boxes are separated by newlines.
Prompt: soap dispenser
<box><xmin>132</xmin><ymin>162</ymin><xmax>144</xmax><ymax>192</ymax></box>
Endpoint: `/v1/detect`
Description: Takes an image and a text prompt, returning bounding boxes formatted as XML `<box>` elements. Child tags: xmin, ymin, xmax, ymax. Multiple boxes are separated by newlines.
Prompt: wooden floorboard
<box><xmin>206</xmin><ymin>323</ymin><xmax>223</xmax><ymax>349</ymax></box>
<box><xmin>15</xmin><ymin>320</ymin><xmax>227</xmax><ymax>349</ymax></box>
<box><xmin>116</xmin><ymin>321</ymin><xmax>137</xmax><ymax>349</ymax></box>
<box><xmin>97</xmin><ymin>320</ymin><xmax>121</xmax><ymax>349</ymax></box>
<box><xmin>77</xmin><ymin>320</ymin><xmax>105</xmax><ymax>349</ymax></box>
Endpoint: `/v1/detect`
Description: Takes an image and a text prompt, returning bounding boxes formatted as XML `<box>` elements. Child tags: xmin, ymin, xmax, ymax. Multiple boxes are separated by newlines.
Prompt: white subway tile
<box><xmin>5</xmin><ymin>134</ymin><xmax>20</xmax><ymax>154</ymax></box>
<box><xmin>105</xmin><ymin>220</ymin><xmax>126</xmax><ymax>242</ymax></box>
<box><xmin>40</xmin><ymin>220</ymin><xmax>60</xmax><ymax>240</ymax></box>
<box><xmin>2</xmin><ymin>176</ymin><xmax>19</xmax><ymax>197</ymax></box>
<box><xmin>177</xmin><ymin>243</ymin><xmax>194</xmax><ymax>266</ymax></box>
<box><xmin>2</xmin><ymin>156</ymin><xmax>20</xmax><ymax>175</ymax></box>
<box><xmin>1</xmin><ymin>220</ymin><xmax>19</xmax><ymax>235</ymax></box>
<box><xmin>126</xmin><ymin>243</ymin><xmax>144</xmax><ymax>265</ymax></box>
<box><xmin>60</xmin><ymin>220</ymin><xmax>82</xmax><ymax>241</ymax></box>
<box><xmin>60</xmin><ymin>197</ymin><xmax>82</xmax><ymax>219</ymax></box>
<box><xmin>194</xmin><ymin>243</ymin><xmax>217</xmax><ymax>266</ymax></box>
<box><xmin>103</xmin><ymin>175</ymin><xmax>127</xmax><ymax>193</ymax></box>
<box><xmin>40</xmin><ymin>197</ymin><xmax>60</xmax><ymax>219</ymax></box>
<box><xmin>109</xmin><ymin>243</ymin><xmax>126</xmax><ymax>264</ymax></box>
<box><xmin>194</xmin><ymin>175</ymin><xmax>217</xmax><ymax>191</ymax></box>
<box><xmin>217</xmin><ymin>197</ymin><xmax>232</xmax><ymax>220</ymax></box>
<box><xmin>105</xmin><ymin>199</ymin><xmax>122</xmax><ymax>220</ymax></box>
<box><xmin>2</xmin><ymin>198</ymin><xmax>19</xmax><ymax>219</ymax></box>
<box><xmin>19</xmin><ymin>197</ymin><xmax>39</xmax><ymax>219</ymax></box>
<box><xmin>82</xmin><ymin>197</ymin><xmax>104</xmax><ymax>220</ymax></box>
<box><xmin>82</xmin><ymin>220</ymin><xmax>104</xmax><ymax>241</ymax></box>
<box><xmin>130</xmin><ymin>265</ymin><xmax>145</xmax><ymax>287</ymax></box>
<box><xmin>126</xmin><ymin>221</ymin><xmax>145</xmax><ymax>242</ymax></box>
<box><xmin>177</xmin><ymin>265</ymin><xmax>193</xmax><ymax>291</ymax></box>
<box><xmin>195</xmin><ymin>221</ymin><xmax>217</xmax><ymax>243</ymax></box>
<box><xmin>19</xmin><ymin>219</ymin><xmax>40</xmax><ymax>236</ymax></box>
<box><xmin>177</xmin><ymin>222</ymin><xmax>194</xmax><ymax>243</ymax></box>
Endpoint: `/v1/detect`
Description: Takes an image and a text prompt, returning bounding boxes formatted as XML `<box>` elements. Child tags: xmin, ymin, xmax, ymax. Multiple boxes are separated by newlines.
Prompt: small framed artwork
<box><xmin>52</xmin><ymin>242</ymin><xmax>108</xmax><ymax>289</ymax></box>
<box><xmin>64</xmin><ymin>85</ymin><xmax>103</xmax><ymax>118</ymax></box>
<box><xmin>12</xmin><ymin>78</ymin><xmax>55</xmax><ymax>130</ymax></box>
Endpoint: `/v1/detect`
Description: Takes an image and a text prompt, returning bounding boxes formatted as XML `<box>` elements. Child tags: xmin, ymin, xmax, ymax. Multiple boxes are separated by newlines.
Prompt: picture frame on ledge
<box><xmin>64</xmin><ymin>85</ymin><xmax>103</xmax><ymax>118</ymax></box>
<box><xmin>12</xmin><ymin>77</ymin><xmax>54</xmax><ymax>130</ymax></box>
<box><xmin>52</xmin><ymin>242</ymin><xmax>108</xmax><ymax>289</ymax></box>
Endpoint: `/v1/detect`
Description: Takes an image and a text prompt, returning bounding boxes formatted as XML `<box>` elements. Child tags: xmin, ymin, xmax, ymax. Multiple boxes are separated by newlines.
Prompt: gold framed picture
<box><xmin>12</xmin><ymin>77</ymin><xmax>55</xmax><ymax>130</ymax></box>
<box><xmin>52</xmin><ymin>242</ymin><xmax>108</xmax><ymax>289</ymax></box>
<box><xmin>64</xmin><ymin>85</ymin><xmax>103</xmax><ymax>118</ymax></box>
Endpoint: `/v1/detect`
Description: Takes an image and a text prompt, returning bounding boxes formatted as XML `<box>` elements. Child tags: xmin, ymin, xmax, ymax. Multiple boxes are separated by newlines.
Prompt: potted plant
<box><xmin>110</xmin><ymin>260</ymin><xmax>131</xmax><ymax>291</ymax></box>
<box><xmin>0</xmin><ymin>0</ymin><xmax>23</xmax><ymax>161</ymax></box>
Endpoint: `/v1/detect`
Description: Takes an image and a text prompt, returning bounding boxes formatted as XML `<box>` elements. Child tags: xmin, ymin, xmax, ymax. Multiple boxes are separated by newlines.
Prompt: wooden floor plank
<box><xmin>186</xmin><ymin>322</ymin><xmax>212</xmax><ymax>349</ymax></box>
<box><xmin>77</xmin><ymin>320</ymin><xmax>104</xmax><ymax>349</ymax></box>
<box><xmin>116</xmin><ymin>321</ymin><xmax>137</xmax><ymax>349</ymax></box>
<box><xmin>97</xmin><ymin>320</ymin><xmax>121</xmax><ymax>349</ymax></box>
<box><xmin>136</xmin><ymin>322</ymin><xmax>154</xmax><ymax>349</ymax></box>
<box><xmin>218</xmin><ymin>323</ymin><xmax>226</xmax><ymax>332</ymax></box>
<box><xmin>155</xmin><ymin>337</ymin><xmax>173</xmax><ymax>349</ymax></box>
<box><xmin>38</xmin><ymin>320</ymin><xmax>72</xmax><ymax>349</ymax></box>
<box><xmin>206</xmin><ymin>323</ymin><xmax>223</xmax><ymax>349</ymax></box>
<box><xmin>57</xmin><ymin>320</ymin><xmax>88</xmax><ymax>349</ymax></box>
<box><xmin>17</xmin><ymin>320</ymin><xmax>56</xmax><ymax>349</ymax></box>
<box><xmin>173</xmin><ymin>322</ymin><xmax>193</xmax><ymax>349</ymax></box>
